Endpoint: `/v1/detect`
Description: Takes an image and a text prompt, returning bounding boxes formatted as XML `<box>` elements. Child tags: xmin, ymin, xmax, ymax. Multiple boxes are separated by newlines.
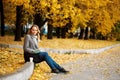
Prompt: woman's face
<box><xmin>30</xmin><ymin>26</ymin><xmax>38</xmax><ymax>35</ymax></box>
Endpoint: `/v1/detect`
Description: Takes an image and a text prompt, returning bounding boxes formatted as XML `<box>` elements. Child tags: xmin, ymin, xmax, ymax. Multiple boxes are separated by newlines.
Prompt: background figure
<box><xmin>42</xmin><ymin>21</ymin><xmax>48</xmax><ymax>35</ymax></box>
<box><xmin>40</xmin><ymin>21</ymin><xmax>48</xmax><ymax>39</ymax></box>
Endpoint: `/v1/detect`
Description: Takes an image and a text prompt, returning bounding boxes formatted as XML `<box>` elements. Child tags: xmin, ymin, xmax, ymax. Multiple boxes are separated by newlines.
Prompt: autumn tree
<box><xmin>89</xmin><ymin>0</ymin><xmax>120</xmax><ymax>37</ymax></box>
<box><xmin>75</xmin><ymin>0</ymin><xmax>120</xmax><ymax>39</ymax></box>
<box><xmin>6</xmin><ymin>0</ymin><xmax>30</xmax><ymax>41</ymax></box>
<box><xmin>14</xmin><ymin>5</ymin><xmax>23</xmax><ymax>41</ymax></box>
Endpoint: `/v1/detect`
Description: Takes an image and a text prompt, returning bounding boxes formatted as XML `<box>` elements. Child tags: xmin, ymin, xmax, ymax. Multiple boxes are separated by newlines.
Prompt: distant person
<box><xmin>42</xmin><ymin>21</ymin><xmax>48</xmax><ymax>35</ymax></box>
<box><xmin>23</xmin><ymin>24</ymin><xmax>69</xmax><ymax>73</ymax></box>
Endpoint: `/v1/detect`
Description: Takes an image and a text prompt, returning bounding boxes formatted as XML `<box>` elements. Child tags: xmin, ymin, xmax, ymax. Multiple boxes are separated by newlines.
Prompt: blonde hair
<box><xmin>27</xmin><ymin>24</ymin><xmax>40</xmax><ymax>41</ymax></box>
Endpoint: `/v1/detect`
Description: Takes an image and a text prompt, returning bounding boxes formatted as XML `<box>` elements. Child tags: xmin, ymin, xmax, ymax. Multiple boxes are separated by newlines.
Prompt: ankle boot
<box><xmin>51</xmin><ymin>68</ymin><xmax>60</xmax><ymax>73</ymax></box>
<box><xmin>59</xmin><ymin>68</ymin><xmax>69</xmax><ymax>73</ymax></box>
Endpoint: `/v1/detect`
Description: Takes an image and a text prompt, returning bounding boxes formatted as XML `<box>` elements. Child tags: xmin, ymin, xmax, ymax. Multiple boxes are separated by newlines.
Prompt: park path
<box><xmin>50</xmin><ymin>46</ymin><xmax>120</xmax><ymax>80</ymax></box>
<box><xmin>0</xmin><ymin>43</ymin><xmax>120</xmax><ymax>80</ymax></box>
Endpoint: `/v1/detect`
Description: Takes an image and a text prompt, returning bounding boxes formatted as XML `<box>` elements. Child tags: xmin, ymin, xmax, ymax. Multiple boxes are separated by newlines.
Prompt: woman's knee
<box><xmin>43</xmin><ymin>52</ymin><xmax>48</xmax><ymax>56</ymax></box>
<box><xmin>40</xmin><ymin>52</ymin><xmax>48</xmax><ymax>56</ymax></box>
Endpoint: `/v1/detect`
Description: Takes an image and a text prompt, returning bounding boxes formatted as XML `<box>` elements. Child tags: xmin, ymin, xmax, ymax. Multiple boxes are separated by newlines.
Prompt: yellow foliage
<box><xmin>9</xmin><ymin>0</ymin><xmax>30</xmax><ymax>6</ymax></box>
<box><xmin>0</xmin><ymin>48</ymin><xmax>24</xmax><ymax>75</ymax></box>
<box><xmin>3</xmin><ymin>0</ymin><xmax>120</xmax><ymax>35</ymax></box>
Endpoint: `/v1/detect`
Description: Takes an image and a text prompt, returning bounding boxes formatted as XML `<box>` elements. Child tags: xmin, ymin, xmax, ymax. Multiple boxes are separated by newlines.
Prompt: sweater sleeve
<box><xmin>23</xmin><ymin>35</ymin><xmax>35</xmax><ymax>53</ymax></box>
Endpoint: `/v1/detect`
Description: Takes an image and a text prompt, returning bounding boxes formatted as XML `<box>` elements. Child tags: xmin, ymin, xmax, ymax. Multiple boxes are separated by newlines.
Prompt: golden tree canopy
<box><xmin>3</xmin><ymin>0</ymin><xmax>120</xmax><ymax>35</ymax></box>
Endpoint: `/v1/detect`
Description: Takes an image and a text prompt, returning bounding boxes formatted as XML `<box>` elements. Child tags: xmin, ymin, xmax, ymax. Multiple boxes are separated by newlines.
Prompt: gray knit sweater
<box><xmin>23</xmin><ymin>34</ymin><xmax>40</xmax><ymax>54</ymax></box>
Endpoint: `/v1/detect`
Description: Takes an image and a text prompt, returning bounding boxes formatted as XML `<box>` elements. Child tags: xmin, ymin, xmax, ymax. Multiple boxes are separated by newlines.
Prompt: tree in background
<box><xmin>7</xmin><ymin>0</ymin><xmax>30</xmax><ymax>41</ymax></box>
<box><xmin>47</xmin><ymin>19</ymin><xmax>53</xmax><ymax>39</ymax></box>
<box><xmin>14</xmin><ymin>5</ymin><xmax>23</xmax><ymax>41</ymax></box>
<box><xmin>110</xmin><ymin>21</ymin><xmax>120</xmax><ymax>41</ymax></box>
<box><xmin>0</xmin><ymin>0</ymin><xmax>5</xmax><ymax>36</ymax></box>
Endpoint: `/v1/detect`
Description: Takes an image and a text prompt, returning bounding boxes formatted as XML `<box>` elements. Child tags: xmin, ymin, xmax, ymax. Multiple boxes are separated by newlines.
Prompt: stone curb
<box><xmin>0</xmin><ymin>62</ymin><xmax>34</xmax><ymax>80</ymax></box>
<box><xmin>40</xmin><ymin>44</ymin><xmax>120</xmax><ymax>54</ymax></box>
<box><xmin>0</xmin><ymin>43</ymin><xmax>120</xmax><ymax>54</ymax></box>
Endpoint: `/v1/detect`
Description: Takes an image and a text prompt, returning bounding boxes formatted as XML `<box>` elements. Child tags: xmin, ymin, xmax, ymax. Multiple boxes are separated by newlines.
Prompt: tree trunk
<box><xmin>14</xmin><ymin>5</ymin><xmax>23</xmax><ymax>41</ymax></box>
<box><xmin>47</xmin><ymin>24</ymin><xmax>53</xmax><ymax>39</ymax></box>
<box><xmin>1</xmin><ymin>0</ymin><xmax>5</xmax><ymax>36</ymax></box>
<box><xmin>61</xmin><ymin>27</ymin><xmax>66</xmax><ymax>38</ymax></box>
<box><xmin>21</xmin><ymin>25</ymin><xmax>24</xmax><ymax>37</ymax></box>
<box><xmin>56</xmin><ymin>27</ymin><xmax>61</xmax><ymax>38</ymax></box>
<box><xmin>78</xmin><ymin>28</ymin><xmax>84</xmax><ymax>39</ymax></box>
<box><xmin>84</xmin><ymin>27</ymin><xmax>89</xmax><ymax>40</ymax></box>
<box><xmin>90</xmin><ymin>28</ymin><xmax>96</xmax><ymax>39</ymax></box>
<box><xmin>34</xmin><ymin>14</ymin><xmax>42</xmax><ymax>27</ymax></box>
<box><xmin>34</xmin><ymin>14</ymin><xmax>44</xmax><ymax>40</ymax></box>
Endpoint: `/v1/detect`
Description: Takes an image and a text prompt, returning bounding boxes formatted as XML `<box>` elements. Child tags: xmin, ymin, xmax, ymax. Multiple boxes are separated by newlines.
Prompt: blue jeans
<box><xmin>39</xmin><ymin>52</ymin><xmax>62</xmax><ymax>70</ymax></box>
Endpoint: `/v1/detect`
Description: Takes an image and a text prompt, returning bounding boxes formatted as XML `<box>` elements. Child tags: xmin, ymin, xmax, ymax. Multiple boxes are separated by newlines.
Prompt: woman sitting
<box><xmin>23</xmin><ymin>24</ymin><xmax>69</xmax><ymax>73</ymax></box>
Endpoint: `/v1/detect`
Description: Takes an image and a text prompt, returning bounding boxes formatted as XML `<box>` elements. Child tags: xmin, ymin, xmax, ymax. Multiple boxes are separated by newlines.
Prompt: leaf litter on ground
<box><xmin>0</xmin><ymin>36</ymin><xmax>120</xmax><ymax>80</ymax></box>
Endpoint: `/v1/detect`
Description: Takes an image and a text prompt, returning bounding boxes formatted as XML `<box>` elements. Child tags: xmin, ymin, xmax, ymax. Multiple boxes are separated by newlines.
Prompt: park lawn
<box><xmin>0</xmin><ymin>35</ymin><xmax>120</xmax><ymax>80</ymax></box>
<box><xmin>0</xmin><ymin>35</ymin><xmax>119</xmax><ymax>49</ymax></box>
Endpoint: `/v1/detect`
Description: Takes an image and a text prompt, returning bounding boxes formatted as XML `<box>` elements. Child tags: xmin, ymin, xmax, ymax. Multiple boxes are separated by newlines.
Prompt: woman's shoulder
<box><xmin>25</xmin><ymin>34</ymin><xmax>31</xmax><ymax>38</ymax></box>
<box><xmin>25</xmin><ymin>34</ymin><xmax>30</xmax><ymax>37</ymax></box>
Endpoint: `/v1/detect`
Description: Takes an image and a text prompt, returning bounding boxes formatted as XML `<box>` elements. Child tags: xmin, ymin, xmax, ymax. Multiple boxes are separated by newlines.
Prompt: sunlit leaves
<box><xmin>92</xmin><ymin>9</ymin><xmax>113</xmax><ymax>35</ymax></box>
<box><xmin>0</xmin><ymin>48</ymin><xmax>24</xmax><ymax>75</ymax></box>
<box><xmin>9</xmin><ymin>0</ymin><xmax>30</xmax><ymax>6</ymax></box>
<box><xmin>3</xmin><ymin>0</ymin><xmax>120</xmax><ymax>35</ymax></box>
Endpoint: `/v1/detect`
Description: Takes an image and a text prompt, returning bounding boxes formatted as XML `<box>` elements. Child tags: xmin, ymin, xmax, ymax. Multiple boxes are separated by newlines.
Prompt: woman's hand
<box><xmin>33</xmin><ymin>50</ymin><xmax>40</xmax><ymax>53</ymax></box>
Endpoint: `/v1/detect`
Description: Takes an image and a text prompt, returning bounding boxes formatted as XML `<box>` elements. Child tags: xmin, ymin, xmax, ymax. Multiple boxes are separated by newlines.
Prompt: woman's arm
<box><xmin>24</xmin><ymin>35</ymin><xmax>41</xmax><ymax>54</ymax></box>
<box><xmin>23</xmin><ymin>35</ymin><xmax>35</xmax><ymax>53</ymax></box>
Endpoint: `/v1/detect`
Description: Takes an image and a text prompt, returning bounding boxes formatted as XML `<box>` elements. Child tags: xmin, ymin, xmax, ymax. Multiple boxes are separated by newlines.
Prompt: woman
<box><xmin>23</xmin><ymin>24</ymin><xmax>69</xmax><ymax>73</ymax></box>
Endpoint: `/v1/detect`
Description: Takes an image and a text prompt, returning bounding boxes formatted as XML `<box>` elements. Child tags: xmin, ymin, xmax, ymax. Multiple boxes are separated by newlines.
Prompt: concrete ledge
<box><xmin>0</xmin><ymin>62</ymin><xmax>34</xmax><ymax>80</ymax></box>
<box><xmin>0</xmin><ymin>43</ymin><xmax>120</xmax><ymax>54</ymax></box>
<box><xmin>40</xmin><ymin>44</ymin><xmax>120</xmax><ymax>54</ymax></box>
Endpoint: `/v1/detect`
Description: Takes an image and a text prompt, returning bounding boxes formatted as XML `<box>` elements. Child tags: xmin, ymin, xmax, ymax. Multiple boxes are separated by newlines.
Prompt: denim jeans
<box><xmin>39</xmin><ymin>52</ymin><xmax>62</xmax><ymax>70</ymax></box>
